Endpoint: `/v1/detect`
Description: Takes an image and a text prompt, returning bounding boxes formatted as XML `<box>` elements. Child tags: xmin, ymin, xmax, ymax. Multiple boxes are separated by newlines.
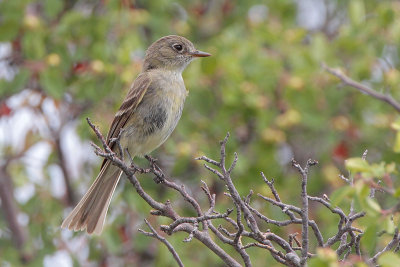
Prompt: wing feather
<box><xmin>100</xmin><ymin>73</ymin><xmax>151</xmax><ymax>169</ymax></box>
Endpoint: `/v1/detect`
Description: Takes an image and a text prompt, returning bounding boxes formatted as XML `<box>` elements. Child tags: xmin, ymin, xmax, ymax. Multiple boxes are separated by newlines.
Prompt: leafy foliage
<box><xmin>1</xmin><ymin>0</ymin><xmax>400</xmax><ymax>266</ymax></box>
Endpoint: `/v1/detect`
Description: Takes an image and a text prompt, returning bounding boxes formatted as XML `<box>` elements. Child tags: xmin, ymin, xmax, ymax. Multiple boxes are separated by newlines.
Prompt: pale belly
<box><xmin>123</xmin><ymin>110</ymin><xmax>183</xmax><ymax>157</ymax></box>
<box><xmin>120</xmin><ymin>76</ymin><xmax>187</xmax><ymax>157</ymax></box>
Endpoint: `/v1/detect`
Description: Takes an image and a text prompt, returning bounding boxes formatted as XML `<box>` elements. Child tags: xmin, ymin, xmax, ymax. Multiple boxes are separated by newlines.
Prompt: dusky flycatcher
<box><xmin>61</xmin><ymin>35</ymin><xmax>211</xmax><ymax>234</ymax></box>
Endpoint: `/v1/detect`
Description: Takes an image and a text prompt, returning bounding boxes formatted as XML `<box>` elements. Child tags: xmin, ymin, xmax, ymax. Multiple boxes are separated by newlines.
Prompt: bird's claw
<box><xmin>144</xmin><ymin>155</ymin><xmax>165</xmax><ymax>183</ymax></box>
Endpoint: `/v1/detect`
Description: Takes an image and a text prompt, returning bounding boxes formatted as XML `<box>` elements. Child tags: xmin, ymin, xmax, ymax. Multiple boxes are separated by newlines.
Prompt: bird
<box><xmin>61</xmin><ymin>35</ymin><xmax>211</xmax><ymax>234</ymax></box>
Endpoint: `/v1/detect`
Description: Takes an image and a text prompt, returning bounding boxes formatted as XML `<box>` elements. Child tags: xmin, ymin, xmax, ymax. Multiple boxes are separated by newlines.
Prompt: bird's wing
<box><xmin>100</xmin><ymin>72</ymin><xmax>151</xmax><ymax>169</ymax></box>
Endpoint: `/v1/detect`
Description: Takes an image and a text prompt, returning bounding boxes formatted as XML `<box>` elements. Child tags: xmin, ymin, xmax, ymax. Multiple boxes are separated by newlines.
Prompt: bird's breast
<box><xmin>122</xmin><ymin>70</ymin><xmax>188</xmax><ymax>156</ymax></box>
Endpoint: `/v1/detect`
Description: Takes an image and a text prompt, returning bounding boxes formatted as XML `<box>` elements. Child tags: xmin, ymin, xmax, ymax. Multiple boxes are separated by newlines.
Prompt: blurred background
<box><xmin>1</xmin><ymin>0</ymin><xmax>400</xmax><ymax>266</ymax></box>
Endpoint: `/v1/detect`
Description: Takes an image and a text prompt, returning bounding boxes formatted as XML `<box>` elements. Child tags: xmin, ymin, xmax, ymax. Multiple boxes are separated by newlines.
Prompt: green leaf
<box><xmin>365</xmin><ymin>198</ymin><xmax>381</xmax><ymax>215</ymax></box>
<box><xmin>380</xmin><ymin>8</ymin><xmax>395</xmax><ymax>27</ymax></box>
<box><xmin>0</xmin><ymin>69</ymin><xmax>30</xmax><ymax>96</ymax></box>
<box><xmin>308</xmin><ymin>248</ymin><xmax>338</xmax><ymax>267</ymax></box>
<box><xmin>355</xmin><ymin>180</ymin><xmax>370</xmax><ymax>198</ymax></box>
<box><xmin>362</xmin><ymin>224</ymin><xmax>377</xmax><ymax>255</ymax></box>
<box><xmin>345</xmin><ymin>157</ymin><xmax>370</xmax><ymax>173</ymax></box>
<box><xmin>43</xmin><ymin>0</ymin><xmax>64</xmax><ymax>19</ymax></box>
<box><xmin>354</xmin><ymin>182</ymin><xmax>381</xmax><ymax>216</ymax></box>
<box><xmin>39</xmin><ymin>68</ymin><xmax>65</xmax><ymax>99</ymax></box>
<box><xmin>394</xmin><ymin>187</ymin><xmax>400</xmax><ymax>198</ymax></box>
<box><xmin>311</xmin><ymin>34</ymin><xmax>327</xmax><ymax>62</ymax></box>
<box><xmin>391</xmin><ymin>120</ymin><xmax>400</xmax><ymax>131</ymax></box>
<box><xmin>22</xmin><ymin>31</ymin><xmax>46</xmax><ymax>60</ymax></box>
<box><xmin>0</xmin><ymin>1</ymin><xmax>24</xmax><ymax>41</ymax></box>
<box><xmin>370</xmin><ymin>162</ymin><xmax>386</xmax><ymax>178</ymax></box>
<box><xmin>103</xmin><ymin>228</ymin><xmax>122</xmax><ymax>254</ymax></box>
<box><xmin>201</xmin><ymin>55</ymin><xmax>217</xmax><ymax>75</ymax></box>
<box><xmin>330</xmin><ymin>185</ymin><xmax>354</xmax><ymax>207</ymax></box>
<box><xmin>394</xmin><ymin>131</ymin><xmax>400</xmax><ymax>153</ymax></box>
<box><xmin>378</xmin><ymin>251</ymin><xmax>400</xmax><ymax>267</ymax></box>
<box><xmin>348</xmin><ymin>0</ymin><xmax>366</xmax><ymax>25</ymax></box>
<box><xmin>383</xmin><ymin>216</ymin><xmax>395</xmax><ymax>234</ymax></box>
<box><xmin>386</xmin><ymin>162</ymin><xmax>396</xmax><ymax>174</ymax></box>
<box><xmin>0</xmin><ymin>20</ymin><xmax>20</xmax><ymax>41</ymax></box>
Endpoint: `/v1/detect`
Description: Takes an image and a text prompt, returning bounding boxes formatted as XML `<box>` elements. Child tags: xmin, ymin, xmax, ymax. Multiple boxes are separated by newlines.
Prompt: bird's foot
<box><xmin>132</xmin><ymin>165</ymin><xmax>152</xmax><ymax>174</ymax></box>
<box><xmin>145</xmin><ymin>155</ymin><xmax>165</xmax><ymax>184</ymax></box>
<box><xmin>130</xmin><ymin>159</ymin><xmax>151</xmax><ymax>174</ymax></box>
<box><xmin>153</xmin><ymin>174</ymin><xmax>164</xmax><ymax>184</ymax></box>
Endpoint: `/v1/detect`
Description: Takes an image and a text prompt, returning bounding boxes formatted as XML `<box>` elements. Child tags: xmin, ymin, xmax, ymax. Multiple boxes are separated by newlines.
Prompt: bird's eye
<box><xmin>173</xmin><ymin>44</ymin><xmax>183</xmax><ymax>52</ymax></box>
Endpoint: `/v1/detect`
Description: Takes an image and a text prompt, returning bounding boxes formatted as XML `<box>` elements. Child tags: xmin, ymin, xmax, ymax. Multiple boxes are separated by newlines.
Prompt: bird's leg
<box><xmin>124</xmin><ymin>148</ymin><xmax>151</xmax><ymax>174</ymax></box>
<box><xmin>125</xmin><ymin>148</ymin><xmax>134</xmax><ymax>165</ymax></box>
<box><xmin>145</xmin><ymin>155</ymin><xmax>165</xmax><ymax>184</ymax></box>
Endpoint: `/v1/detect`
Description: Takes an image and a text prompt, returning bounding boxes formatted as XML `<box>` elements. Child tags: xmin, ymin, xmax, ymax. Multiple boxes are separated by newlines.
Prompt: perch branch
<box><xmin>86</xmin><ymin>117</ymin><xmax>400</xmax><ymax>266</ymax></box>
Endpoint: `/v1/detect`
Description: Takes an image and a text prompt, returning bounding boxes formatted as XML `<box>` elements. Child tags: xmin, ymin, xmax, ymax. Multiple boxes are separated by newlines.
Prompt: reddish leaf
<box><xmin>12</xmin><ymin>38</ymin><xmax>21</xmax><ymax>51</ymax></box>
<box><xmin>117</xmin><ymin>225</ymin><xmax>129</xmax><ymax>243</ymax></box>
<box><xmin>192</xmin><ymin>4</ymin><xmax>207</xmax><ymax>16</ymax></box>
<box><xmin>333</xmin><ymin>141</ymin><xmax>349</xmax><ymax>161</ymax></box>
<box><xmin>222</xmin><ymin>0</ymin><xmax>234</xmax><ymax>15</ymax></box>
<box><xmin>0</xmin><ymin>102</ymin><xmax>12</xmax><ymax>117</ymax></box>
<box><xmin>72</xmin><ymin>62</ymin><xmax>89</xmax><ymax>74</ymax></box>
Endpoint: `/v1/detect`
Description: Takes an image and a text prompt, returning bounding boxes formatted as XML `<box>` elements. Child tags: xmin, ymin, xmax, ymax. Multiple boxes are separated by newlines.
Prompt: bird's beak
<box><xmin>189</xmin><ymin>50</ymin><xmax>211</xmax><ymax>57</ymax></box>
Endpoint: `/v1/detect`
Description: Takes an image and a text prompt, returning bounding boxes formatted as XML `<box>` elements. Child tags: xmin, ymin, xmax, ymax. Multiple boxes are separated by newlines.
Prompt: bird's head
<box><xmin>143</xmin><ymin>35</ymin><xmax>211</xmax><ymax>72</ymax></box>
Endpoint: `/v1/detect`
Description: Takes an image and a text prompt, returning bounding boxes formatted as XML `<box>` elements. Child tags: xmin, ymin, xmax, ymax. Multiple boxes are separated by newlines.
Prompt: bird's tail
<box><xmin>61</xmin><ymin>160</ymin><xmax>122</xmax><ymax>234</ymax></box>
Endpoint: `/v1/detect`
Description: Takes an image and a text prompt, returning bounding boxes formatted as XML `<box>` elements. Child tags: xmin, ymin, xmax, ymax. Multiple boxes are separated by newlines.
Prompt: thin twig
<box><xmin>291</xmin><ymin>159</ymin><xmax>318</xmax><ymax>266</ymax></box>
<box><xmin>322</xmin><ymin>63</ymin><xmax>400</xmax><ymax>113</ymax></box>
<box><xmin>87</xmin><ymin>120</ymin><xmax>241</xmax><ymax>267</ymax></box>
<box><xmin>369</xmin><ymin>228</ymin><xmax>400</xmax><ymax>264</ymax></box>
<box><xmin>160</xmin><ymin>210</ymin><xmax>233</xmax><ymax>234</ymax></box>
<box><xmin>138</xmin><ymin>219</ymin><xmax>184</xmax><ymax>267</ymax></box>
<box><xmin>86</xmin><ymin>120</ymin><xmax>400</xmax><ymax>266</ymax></box>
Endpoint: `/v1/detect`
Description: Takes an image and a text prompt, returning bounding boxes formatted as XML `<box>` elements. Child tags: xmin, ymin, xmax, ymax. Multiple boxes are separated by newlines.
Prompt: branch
<box><xmin>86</xmin><ymin>119</ymin><xmax>399</xmax><ymax>266</ymax></box>
<box><xmin>291</xmin><ymin>159</ymin><xmax>318</xmax><ymax>266</ymax></box>
<box><xmin>138</xmin><ymin>219</ymin><xmax>184</xmax><ymax>267</ymax></box>
<box><xmin>369</xmin><ymin>228</ymin><xmax>400</xmax><ymax>264</ymax></box>
<box><xmin>322</xmin><ymin>63</ymin><xmax>400</xmax><ymax>113</ymax></box>
<box><xmin>86</xmin><ymin>119</ymin><xmax>241</xmax><ymax>267</ymax></box>
<box><xmin>55</xmin><ymin>135</ymin><xmax>75</xmax><ymax>205</ymax></box>
<box><xmin>160</xmin><ymin>209</ymin><xmax>233</xmax><ymax>234</ymax></box>
<box><xmin>197</xmin><ymin>134</ymin><xmax>301</xmax><ymax>266</ymax></box>
<box><xmin>0</xmin><ymin>165</ymin><xmax>28</xmax><ymax>261</ymax></box>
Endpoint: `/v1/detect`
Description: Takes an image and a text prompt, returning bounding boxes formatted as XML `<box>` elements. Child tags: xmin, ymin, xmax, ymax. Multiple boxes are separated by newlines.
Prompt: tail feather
<box><xmin>61</xmin><ymin>161</ymin><xmax>122</xmax><ymax>234</ymax></box>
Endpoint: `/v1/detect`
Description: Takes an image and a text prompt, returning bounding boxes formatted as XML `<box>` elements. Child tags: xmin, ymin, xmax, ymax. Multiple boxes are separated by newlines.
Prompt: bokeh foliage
<box><xmin>1</xmin><ymin>0</ymin><xmax>400</xmax><ymax>266</ymax></box>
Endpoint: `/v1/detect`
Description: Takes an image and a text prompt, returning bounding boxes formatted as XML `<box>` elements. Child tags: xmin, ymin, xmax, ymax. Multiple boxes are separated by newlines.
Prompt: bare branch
<box><xmin>203</xmin><ymin>164</ymin><xmax>224</xmax><ymax>180</ymax></box>
<box><xmin>160</xmin><ymin>209</ymin><xmax>233</xmax><ymax>234</ymax></box>
<box><xmin>138</xmin><ymin>219</ymin><xmax>184</xmax><ymax>267</ymax></box>
<box><xmin>291</xmin><ymin>159</ymin><xmax>317</xmax><ymax>266</ymax></box>
<box><xmin>322</xmin><ymin>63</ymin><xmax>400</xmax><ymax>113</ymax></box>
<box><xmin>195</xmin><ymin>156</ymin><xmax>221</xmax><ymax>167</ymax></box>
<box><xmin>86</xmin><ymin>119</ymin><xmax>241</xmax><ymax>266</ymax></box>
<box><xmin>369</xmin><ymin>228</ymin><xmax>400</xmax><ymax>264</ymax></box>
<box><xmin>0</xmin><ymin>165</ymin><xmax>27</xmax><ymax>253</ymax></box>
<box><xmin>54</xmin><ymin>136</ymin><xmax>75</xmax><ymax>205</ymax></box>
<box><xmin>261</xmin><ymin>173</ymin><xmax>281</xmax><ymax>202</ymax></box>
<box><xmin>85</xmin><ymin>121</ymin><xmax>399</xmax><ymax>266</ymax></box>
<box><xmin>228</xmin><ymin>152</ymin><xmax>238</xmax><ymax>175</ymax></box>
<box><xmin>258</xmin><ymin>193</ymin><xmax>302</xmax><ymax>214</ymax></box>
